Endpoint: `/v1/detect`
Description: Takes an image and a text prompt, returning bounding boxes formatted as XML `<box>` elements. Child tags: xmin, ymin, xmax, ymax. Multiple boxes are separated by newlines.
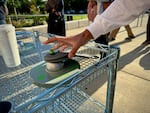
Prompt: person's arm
<box><xmin>43</xmin><ymin>29</ymin><xmax>93</xmax><ymax>58</ymax></box>
<box><xmin>55</xmin><ymin>0</ymin><xmax>64</xmax><ymax>16</ymax></box>
<box><xmin>44</xmin><ymin>0</ymin><xmax>150</xmax><ymax>58</ymax></box>
<box><xmin>57</xmin><ymin>0</ymin><xmax>63</xmax><ymax>12</ymax></box>
<box><xmin>46</xmin><ymin>0</ymin><xmax>56</xmax><ymax>13</ymax></box>
<box><xmin>87</xmin><ymin>0</ymin><xmax>98</xmax><ymax>22</ymax></box>
<box><xmin>4</xmin><ymin>4</ymin><xmax>8</xmax><ymax>15</ymax></box>
<box><xmin>87</xmin><ymin>0</ymin><xmax>150</xmax><ymax>39</ymax></box>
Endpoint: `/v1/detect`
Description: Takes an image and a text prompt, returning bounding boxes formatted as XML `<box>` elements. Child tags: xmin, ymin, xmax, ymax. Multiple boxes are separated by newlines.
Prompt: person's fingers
<box><xmin>52</xmin><ymin>42</ymin><xmax>66</xmax><ymax>50</ymax></box>
<box><xmin>44</xmin><ymin>30</ymin><xmax>93</xmax><ymax>58</ymax></box>
<box><xmin>51</xmin><ymin>44</ymin><xmax>60</xmax><ymax>50</ymax></box>
<box><xmin>60</xmin><ymin>45</ymin><xmax>68</xmax><ymax>52</ymax></box>
<box><xmin>68</xmin><ymin>46</ymin><xmax>79</xmax><ymax>58</ymax></box>
<box><xmin>43</xmin><ymin>37</ymin><xmax>57</xmax><ymax>44</ymax></box>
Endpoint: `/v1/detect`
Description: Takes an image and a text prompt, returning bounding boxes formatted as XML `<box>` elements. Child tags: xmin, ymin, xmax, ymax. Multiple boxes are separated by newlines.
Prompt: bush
<box><xmin>6</xmin><ymin>14</ymin><xmax>87</xmax><ymax>28</ymax></box>
<box><xmin>8</xmin><ymin>17</ymin><xmax>46</xmax><ymax>28</ymax></box>
<box><xmin>11</xmin><ymin>19</ymin><xmax>33</xmax><ymax>28</ymax></box>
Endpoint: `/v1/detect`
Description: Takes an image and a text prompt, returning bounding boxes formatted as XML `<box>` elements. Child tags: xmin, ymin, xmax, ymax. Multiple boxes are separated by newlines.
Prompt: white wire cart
<box><xmin>0</xmin><ymin>31</ymin><xmax>120</xmax><ymax>113</ymax></box>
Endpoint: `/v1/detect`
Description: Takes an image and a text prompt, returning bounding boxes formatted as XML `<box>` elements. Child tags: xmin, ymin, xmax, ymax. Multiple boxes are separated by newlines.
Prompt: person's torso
<box><xmin>0</xmin><ymin>0</ymin><xmax>7</xmax><ymax>6</ymax></box>
<box><xmin>99</xmin><ymin>0</ymin><xmax>114</xmax><ymax>13</ymax></box>
<box><xmin>0</xmin><ymin>5</ymin><xmax>5</xmax><ymax>20</ymax></box>
<box><xmin>47</xmin><ymin>0</ymin><xmax>64</xmax><ymax>13</ymax></box>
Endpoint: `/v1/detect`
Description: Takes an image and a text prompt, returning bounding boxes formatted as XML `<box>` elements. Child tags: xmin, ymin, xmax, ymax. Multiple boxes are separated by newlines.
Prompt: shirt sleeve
<box><xmin>86</xmin><ymin>0</ymin><xmax>150</xmax><ymax>39</ymax></box>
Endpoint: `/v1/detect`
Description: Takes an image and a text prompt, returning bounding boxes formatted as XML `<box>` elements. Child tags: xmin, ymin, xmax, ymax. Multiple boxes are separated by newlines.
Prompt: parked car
<box><xmin>65</xmin><ymin>10</ymin><xmax>76</xmax><ymax>14</ymax></box>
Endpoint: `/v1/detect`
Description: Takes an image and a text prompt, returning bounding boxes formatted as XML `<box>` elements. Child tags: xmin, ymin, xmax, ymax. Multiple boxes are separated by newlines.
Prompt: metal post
<box><xmin>105</xmin><ymin>46</ymin><xmax>120</xmax><ymax>113</ymax></box>
<box><xmin>12</xmin><ymin>0</ymin><xmax>18</xmax><ymax>20</ymax></box>
<box><xmin>33</xmin><ymin>31</ymin><xmax>43</xmax><ymax>60</ymax></box>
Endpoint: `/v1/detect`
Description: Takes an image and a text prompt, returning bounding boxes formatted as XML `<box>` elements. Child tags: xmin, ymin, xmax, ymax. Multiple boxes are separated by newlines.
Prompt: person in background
<box><xmin>103</xmin><ymin>0</ymin><xmax>135</xmax><ymax>41</ymax></box>
<box><xmin>142</xmin><ymin>10</ymin><xmax>150</xmax><ymax>45</ymax></box>
<box><xmin>43</xmin><ymin>0</ymin><xmax>150</xmax><ymax>59</ymax></box>
<box><xmin>88</xmin><ymin>0</ymin><xmax>109</xmax><ymax>45</ymax></box>
<box><xmin>87</xmin><ymin>0</ymin><xmax>112</xmax><ymax>46</ymax></box>
<box><xmin>108</xmin><ymin>25</ymin><xmax>135</xmax><ymax>41</ymax></box>
<box><xmin>0</xmin><ymin>0</ymin><xmax>8</xmax><ymax>24</ymax></box>
<box><xmin>87</xmin><ymin>0</ymin><xmax>108</xmax><ymax>58</ymax></box>
<box><xmin>87</xmin><ymin>0</ymin><xmax>97</xmax><ymax>23</ymax></box>
<box><xmin>46</xmin><ymin>0</ymin><xmax>66</xmax><ymax>36</ymax></box>
<box><xmin>90</xmin><ymin>0</ymin><xmax>135</xmax><ymax>42</ymax></box>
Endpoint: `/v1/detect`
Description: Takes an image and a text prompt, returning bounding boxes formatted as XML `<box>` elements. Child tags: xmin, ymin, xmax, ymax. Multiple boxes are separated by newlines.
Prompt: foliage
<box><xmin>7</xmin><ymin>0</ymin><xmax>45</xmax><ymax>14</ymax></box>
<box><xmin>7</xmin><ymin>0</ymin><xmax>88</xmax><ymax>15</ymax></box>
<box><xmin>6</xmin><ymin>0</ymin><xmax>88</xmax><ymax>27</ymax></box>
<box><xmin>65</xmin><ymin>0</ymin><xmax>88</xmax><ymax>12</ymax></box>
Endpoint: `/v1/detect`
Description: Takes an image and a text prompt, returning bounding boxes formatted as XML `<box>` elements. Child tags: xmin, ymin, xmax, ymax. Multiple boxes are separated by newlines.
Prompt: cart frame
<box><xmin>0</xmin><ymin>31</ymin><xmax>120</xmax><ymax>113</ymax></box>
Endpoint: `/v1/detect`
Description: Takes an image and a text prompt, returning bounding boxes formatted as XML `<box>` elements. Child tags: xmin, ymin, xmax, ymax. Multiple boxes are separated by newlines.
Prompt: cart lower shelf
<box><xmin>34</xmin><ymin>88</ymin><xmax>105</xmax><ymax>113</ymax></box>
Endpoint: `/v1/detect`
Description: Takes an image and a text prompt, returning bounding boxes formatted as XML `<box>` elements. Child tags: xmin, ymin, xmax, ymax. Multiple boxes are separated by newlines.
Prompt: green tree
<box><xmin>64</xmin><ymin>0</ymin><xmax>88</xmax><ymax>13</ymax></box>
<box><xmin>7</xmin><ymin>0</ymin><xmax>31</xmax><ymax>14</ymax></box>
<box><xmin>7</xmin><ymin>0</ymin><xmax>45</xmax><ymax>14</ymax></box>
<box><xmin>7</xmin><ymin>0</ymin><xmax>88</xmax><ymax>15</ymax></box>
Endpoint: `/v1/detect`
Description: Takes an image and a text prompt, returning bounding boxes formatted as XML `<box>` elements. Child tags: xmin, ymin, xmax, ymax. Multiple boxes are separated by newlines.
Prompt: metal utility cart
<box><xmin>0</xmin><ymin>31</ymin><xmax>120</xmax><ymax>113</ymax></box>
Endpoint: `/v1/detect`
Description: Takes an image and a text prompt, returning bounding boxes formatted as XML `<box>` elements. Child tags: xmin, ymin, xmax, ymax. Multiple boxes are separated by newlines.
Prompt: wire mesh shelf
<box><xmin>0</xmin><ymin>31</ymin><xmax>120</xmax><ymax>113</ymax></box>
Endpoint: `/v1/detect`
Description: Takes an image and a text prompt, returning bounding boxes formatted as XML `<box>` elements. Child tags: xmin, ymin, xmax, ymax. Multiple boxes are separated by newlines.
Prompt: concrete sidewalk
<box><xmin>66</xmin><ymin>14</ymin><xmax>150</xmax><ymax>113</ymax></box>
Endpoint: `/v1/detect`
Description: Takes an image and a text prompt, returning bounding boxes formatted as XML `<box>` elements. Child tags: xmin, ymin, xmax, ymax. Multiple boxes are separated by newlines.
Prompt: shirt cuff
<box><xmin>86</xmin><ymin>16</ymin><xmax>108</xmax><ymax>39</ymax></box>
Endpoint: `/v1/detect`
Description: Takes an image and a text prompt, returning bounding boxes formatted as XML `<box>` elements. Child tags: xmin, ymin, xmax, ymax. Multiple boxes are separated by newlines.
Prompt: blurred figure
<box><xmin>0</xmin><ymin>0</ymin><xmax>8</xmax><ymax>24</ymax></box>
<box><xmin>96</xmin><ymin>0</ymin><xmax>135</xmax><ymax>41</ymax></box>
<box><xmin>87</xmin><ymin>0</ymin><xmax>108</xmax><ymax>58</ymax></box>
<box><xmin>142</xmin><ymin>10</ymin><xmax>150</xmax><ymax>45</ymax></box>
<box><xmin>46</xmin><ymin>0</ymin><xmax>66</xmax><ymax>36</ymax></box>
<box><xmin>87</xmin><ymin>0</ymin><xmax>97</xmax><ymax>22</ymax></box>
<box><xmin>88</xmin><ymin>0</ymin><xmax>111</xmax><ymax>46</ymax></box>
<box><xmin>108</xmin><ymin>25</ymin><xmax>135</xmax><ymax>41</ymax></box>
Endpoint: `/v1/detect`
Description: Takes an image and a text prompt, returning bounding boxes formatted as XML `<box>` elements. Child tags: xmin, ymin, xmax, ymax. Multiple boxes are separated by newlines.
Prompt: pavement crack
<box><xmin>121</xmin><ymin>70</ymin><xmax>150</xmax><ymax>82</ymax></box>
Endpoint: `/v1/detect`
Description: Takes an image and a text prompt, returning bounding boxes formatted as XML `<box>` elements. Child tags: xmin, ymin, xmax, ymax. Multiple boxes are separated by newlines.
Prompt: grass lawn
<box><xmin>72</xmin><ymin>14</ymin><xmax>88</xmax><ymax>20</ymax></box>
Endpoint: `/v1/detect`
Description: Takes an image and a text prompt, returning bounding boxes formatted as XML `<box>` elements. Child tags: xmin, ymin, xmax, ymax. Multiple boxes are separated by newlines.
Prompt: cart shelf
<box><xmin>0</xmin><ymin>31</ymin><xmax>120</xmax><ymax>113</ymax></box>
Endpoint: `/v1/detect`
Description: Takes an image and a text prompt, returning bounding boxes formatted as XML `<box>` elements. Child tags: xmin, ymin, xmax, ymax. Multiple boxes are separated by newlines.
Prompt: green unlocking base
<box><xmin>30</xmin><ymin>59</ymin><xmax>80</xmax><ymax>87</ymax></box>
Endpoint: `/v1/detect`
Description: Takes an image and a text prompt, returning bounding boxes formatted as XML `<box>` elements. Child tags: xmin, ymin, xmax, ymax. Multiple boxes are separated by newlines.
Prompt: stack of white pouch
<box><xmin>0</xmin><ymin>24</ymin><xmax>21</xmax><ymax>67</ymax></box>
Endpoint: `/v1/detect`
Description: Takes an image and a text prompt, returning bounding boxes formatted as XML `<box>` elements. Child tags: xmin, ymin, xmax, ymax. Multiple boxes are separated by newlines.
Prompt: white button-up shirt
<box><xmin>87</xmin><ymin>0</ymin><xmax>150</xmax><ymax>39</ymax></box>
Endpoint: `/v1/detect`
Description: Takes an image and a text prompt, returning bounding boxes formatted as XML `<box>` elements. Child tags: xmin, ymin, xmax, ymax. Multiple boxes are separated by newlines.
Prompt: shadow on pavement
<box><xmin>139</xmin><ymin>47</ymin><xmax>150</xmax><ymax>70</ymax></box>
<box><xmin>109</xmin><ymin>31</ymin><xmax>150</xmax><ymax>81</ymax></box>
<box><xmin>110</xmin><ymin>31</ymin><xmax>146</xmax><ymax>46</ymax></box>
<box><xmin>118</xmin><ymin>45</ymin><xmax>149</xmax><ymax>71</ymax></box>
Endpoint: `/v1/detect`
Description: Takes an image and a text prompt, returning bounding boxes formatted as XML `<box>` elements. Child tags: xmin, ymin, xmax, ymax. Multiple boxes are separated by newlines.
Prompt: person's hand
<box><xmin>43</xmin><ymin>30</ymin><xmax>94</xmax><ymax>58</ymax></box>
<box><xmin>87</xmin><ymin>0</ymin><xmax>97</xmax><ymax>22</ymax></box>
<box><xmin>4</xmin><ymin>4</ymin><xmax>9</xmax><ymax>15</ymax></box>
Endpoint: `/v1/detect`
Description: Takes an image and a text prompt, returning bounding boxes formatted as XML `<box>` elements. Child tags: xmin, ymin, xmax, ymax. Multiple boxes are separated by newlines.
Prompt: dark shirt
<box><xmin>0</xmin><ymin>0</ymin><xmax>7</xmax><ymax>20</ymax></box>
<box><xmin>0</xmin><ymin>6</ymin><xmax>5</xmax><ymax>20</ymax></box>
<box><xmin>46</xmin><ymin>0</ymin><xmax>64</xmax><ymax>15</ymax></box>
